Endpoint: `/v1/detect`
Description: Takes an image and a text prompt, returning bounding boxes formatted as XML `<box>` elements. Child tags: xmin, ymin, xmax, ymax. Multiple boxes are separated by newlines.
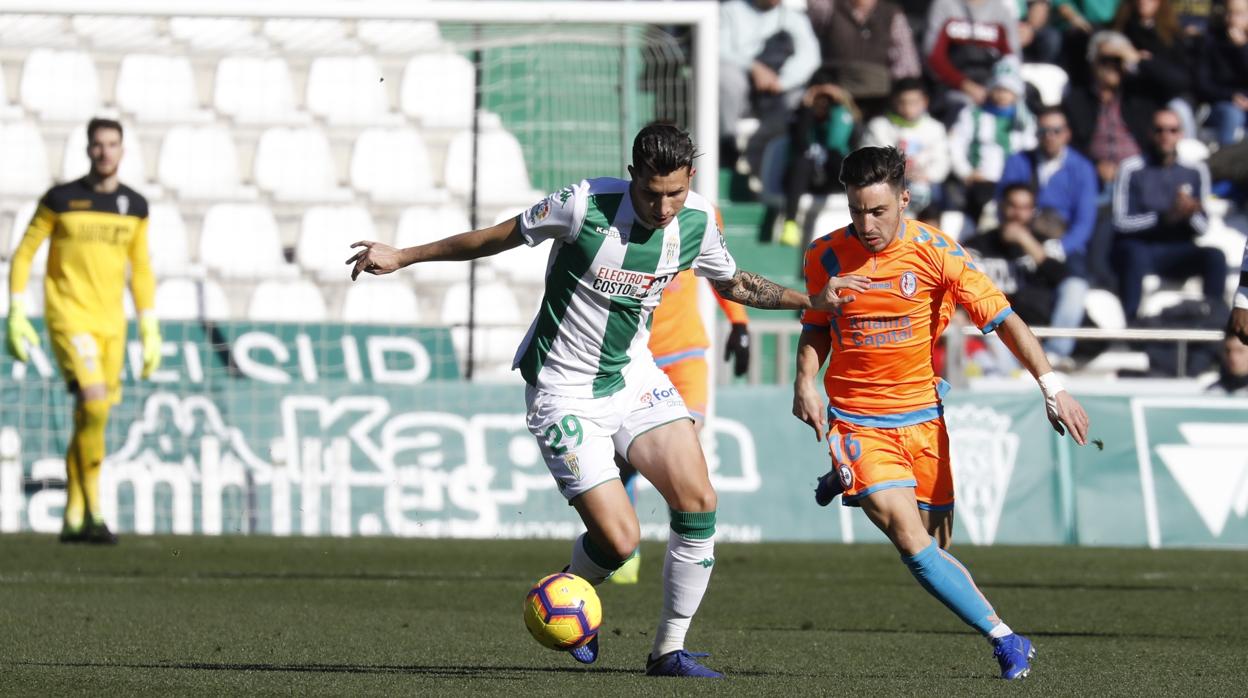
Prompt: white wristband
<box><xmin>1234</xmin><ymin>288</ymin><xmax>1248</xmax><ymax>311</ymax></box>
<box><xmin>1037</xmin><ymin>371</ymin><xmax>1065</xmax><ymax>401</ymax></box>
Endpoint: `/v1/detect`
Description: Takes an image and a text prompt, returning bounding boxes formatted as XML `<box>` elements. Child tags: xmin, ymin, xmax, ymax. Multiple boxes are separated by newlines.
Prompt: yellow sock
<box><xmin>63</xmin><ymin>433</ymin><xmax>85</xmax><ymax>531</ymax></box>
<box><xmin>74</xmin><ymin>399</ymin><xmax>111</xmax><ymax>523</ymax></box>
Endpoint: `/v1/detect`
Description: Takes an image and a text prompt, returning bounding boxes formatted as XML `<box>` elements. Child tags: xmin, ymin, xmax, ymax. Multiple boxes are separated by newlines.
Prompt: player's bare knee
<box><xmin>672</xmin><ymin>487</ymin><xmax>716</xmax><ymax>514</ymax></box>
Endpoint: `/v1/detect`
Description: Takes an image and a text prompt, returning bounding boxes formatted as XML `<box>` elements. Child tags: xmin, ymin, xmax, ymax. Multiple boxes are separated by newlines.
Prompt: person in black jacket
<box><xmin>1196</xmin><ymin>0</ymin><xmax>1248</xmax><ymax>146</ymax></box>
<box><xmin>1111</xmin><ymin>0</ymin><xmax>1198</xmax><ymax>136</ymax></box>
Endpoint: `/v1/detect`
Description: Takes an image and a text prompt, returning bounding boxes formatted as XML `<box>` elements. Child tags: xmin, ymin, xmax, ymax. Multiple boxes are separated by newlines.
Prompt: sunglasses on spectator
<box><xmin>1153</xmin><ymin>126</ymin><xmax>1181</xmax><ymax>134</ymax></box>
<box><xmin>1038</xmin><ymin>127</ymin><xmax>1066</xmax><ymax>135</ymax></box>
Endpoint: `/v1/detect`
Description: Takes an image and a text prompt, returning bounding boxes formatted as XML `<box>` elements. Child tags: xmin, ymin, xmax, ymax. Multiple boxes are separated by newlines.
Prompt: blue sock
<box><xmin>902</xmin><ymin>539</ymin><xmax>1001</xmax><ymax>636</ymax></box>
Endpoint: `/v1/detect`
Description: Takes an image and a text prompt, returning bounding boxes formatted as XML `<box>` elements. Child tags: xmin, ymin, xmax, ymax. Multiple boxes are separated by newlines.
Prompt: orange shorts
<box><xmin>825</xmin><ymin>416</ymin><xmax>953</xmax><ymax>511</ymax></box>
<box><xmin>657</xmin><ymin>353</ymin><xmax>708</xmax><ymax>420</ymax></box>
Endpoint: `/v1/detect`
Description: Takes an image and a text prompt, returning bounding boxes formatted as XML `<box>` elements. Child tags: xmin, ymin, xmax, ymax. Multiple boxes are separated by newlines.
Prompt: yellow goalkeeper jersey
<box><xmin>9</xmin><ymin>177</ymin><xmax>155</xmax><ymax>336</ymax></box>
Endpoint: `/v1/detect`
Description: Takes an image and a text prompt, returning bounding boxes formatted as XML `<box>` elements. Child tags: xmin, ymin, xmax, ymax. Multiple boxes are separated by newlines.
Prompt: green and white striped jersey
<box><xmin>513</xmin><ymin>177</ymin><xmax>737</xmax><ymax>398</ymax></box>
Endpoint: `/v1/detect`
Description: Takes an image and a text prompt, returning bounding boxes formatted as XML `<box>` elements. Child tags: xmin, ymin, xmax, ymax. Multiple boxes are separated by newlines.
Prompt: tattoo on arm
<box><xmin>711</xmin><ymin>270</ymin><xmax>788</xmax><ymax>309</ymax></box>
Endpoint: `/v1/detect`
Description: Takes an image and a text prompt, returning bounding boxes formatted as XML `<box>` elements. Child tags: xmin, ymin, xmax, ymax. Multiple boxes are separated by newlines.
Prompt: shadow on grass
<box><xmin>744</xmin><ymin>626</ymin><xmax>1210</xmax><ymax>641</ymax></box>
<box><xmin>12</xmin><ymin>659</ymin><xmax>635</xmax><ymax>678</ymax></box>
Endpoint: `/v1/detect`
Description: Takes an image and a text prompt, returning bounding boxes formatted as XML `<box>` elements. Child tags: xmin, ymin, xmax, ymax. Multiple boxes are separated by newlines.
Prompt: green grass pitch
<box><xmin>1</xmin><ymin>534</ymin><xmax>1244</xmax><ymax>694</ymax></box>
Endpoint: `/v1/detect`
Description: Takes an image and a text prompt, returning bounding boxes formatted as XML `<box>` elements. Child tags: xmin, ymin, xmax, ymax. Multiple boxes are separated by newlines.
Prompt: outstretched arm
<box><xmin>995</xmin><ymin>312</ymin><xmax>1090</xmax><ymax>445</ymax></box>
<box><xmin>347</xmin><ymin>216</ymin><xmax>526</xmax><ymax>280</ymax></box>
<box><xmin>710</xmin><ymin>269</ymin><xmax>869</xmax><ymax>311</ymax></box>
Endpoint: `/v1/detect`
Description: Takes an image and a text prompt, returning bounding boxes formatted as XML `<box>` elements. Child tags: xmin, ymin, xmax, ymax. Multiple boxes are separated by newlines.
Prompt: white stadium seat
<box><xmin>8</xmin><ymin>201</ymin><xmax>48</xmax><ymax>274</ymax></box>
<box><xmin>401</xmin><ymin>52</ymin><xmax>475</xmax><ymax>129</ymax></box>
<box><xmin>440</xmin><ymin>280</ymin><xmax>522</xmax><ymax>326</ymax></box>
<box><xmin>170</xmin><ymin>17</ymin><xmax>269</xmax><ymax>52</ymax></box>
<box><xmin>263</xmin><ymin>18</ymin><xmax>358</xmax><ymax>53</ymax></box>
<box><xmin>213</xmin><ymin>56</ymin><xmax>306</xmax><ymax>125</ymax></box>
<box><xmin>115</xmin><ymin>54</ymin><xmax>211</xmax><ymax>123</ymax></box>
<box><xmin>358</xmin><ymin>20</ymin><xmax>442</xmax><ymax>53</ymax></box>
<box><xmin>296</xmin><ymin>205</ymin><xmax>377</xmax><ymax>277</ymax></box>
<box><xmin>72</xmin><ymin>16</ymin><xmax>164</xmax><ymax>51</ymax></box>
<box><xmin>306</xmin><ymin>55</ymin><xmax>396</xmax><ymax>126</ymax></box>
<box><xmin>0</xmin><ymin>123</ymin><xmax>50</xmax><ymax>198</ymax></box>
<box><xmin>349</xmin><ymin>127</ymin><xmax>443</xmax><ymax>204</ymax></box>
<box><xmin>1019</xmin><ymin>62</ymin><xmax>1069</xmax><ymax>108</ymax></box>
<box><xmin>342</xmin><ymin>277</ymin><xmax>422</xmax><ymax>324</ymax></box>
<box><xmin>253</xmin><ymin>127</ymin><xmax>351</xmax><ymax>203</ymax></box>
<box><xmin>155</xmin><ymin>277</ymin><xmax>230</xmax><ymax>321</ymax></box>
<box><xmin>61</xmin><ymin>124</ymin><xmax>149</xmax><ymax>188</ymax></box>
<box><xmin>485</xmin><ymin>207</ymin><xmax>552</xmax><ymax>284</ymax></box>
<box><xmin>444</xmin><ymin>125</ymin><xmax>542</xmax><ymax>207</ymax></box>
<box><xmin>0</xmin><ymin>14</ymin><xmax>74</xmax><ymax>48</ymax></box>
<box><xmin>395</xmin><ymin>204</ymin><xmax>473</xmax><ymax>283</ymax></box>
<box><xmin>20</xmin><ymin>49</ymin><xmax>99</xmax><ymax>121</ymax></box>
<box><xmin>248</xmin><ymin>279</ymin><xmax>328</xmax><ymax>322</ymax></box>
<box><xmin>146</xmin><ymin>203</ymin><xmax>193</xmax><ymax>276</ymax></box>
<box><xmin>157</xmin><ymin>126</ymin><xmax>248</xmax><ymax>200</ymax></box>
<box><xmin>198</xmin><ymin>203</ymin><xmax>288</xmax><ymax>278</ymax></box>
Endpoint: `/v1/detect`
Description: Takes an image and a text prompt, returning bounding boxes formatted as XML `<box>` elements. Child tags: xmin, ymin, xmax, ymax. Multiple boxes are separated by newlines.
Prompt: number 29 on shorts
<box><xmin>543</xmin><ymin>415</ymin><xmax>584</xmax><ymax>455</ymax></box>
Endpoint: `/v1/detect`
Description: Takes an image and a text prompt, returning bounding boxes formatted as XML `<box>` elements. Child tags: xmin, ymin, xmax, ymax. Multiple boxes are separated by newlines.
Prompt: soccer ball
<box><xmin>523</xmin><ymin>572</ymin><xmax>602</xmax><ymax>651</ymax></box>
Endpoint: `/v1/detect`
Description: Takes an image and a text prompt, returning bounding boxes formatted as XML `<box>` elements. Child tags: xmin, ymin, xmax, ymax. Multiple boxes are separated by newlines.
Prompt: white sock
<box><xmin>651</xmin><ymin>526</ymin><xmax>715</xmax><ymax>658</ymax></box>
<box><xmin>988</xmin><ymin>622</ymin><xmax>1014</xmax><ymax>641</ymax></box>
<box><xmin>567</xmin><ymin>533</ymin><xmax>620</xmax><ymax>585</ymax></box>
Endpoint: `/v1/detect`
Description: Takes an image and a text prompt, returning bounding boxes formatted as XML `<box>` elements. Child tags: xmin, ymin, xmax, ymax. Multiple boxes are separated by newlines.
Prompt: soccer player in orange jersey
<box><xmin>793</xmin><ymin>146</ymin><xmax>1090</xmax><ymax>680</ymax></box>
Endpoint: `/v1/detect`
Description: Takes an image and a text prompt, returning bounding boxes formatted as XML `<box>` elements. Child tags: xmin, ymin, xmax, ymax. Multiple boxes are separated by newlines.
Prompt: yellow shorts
<box><xmin>659</xmin><ymin>354</ymin><xmax>708</xmax><ymax>420</ymax></box>
<box><xmin>50</xmin><ymin>330</ymin><xmax>124</xmax><ymax>404</ymax></box>
<box><xmin>826</xmin><ymin>417</ymin><xmax>953</xmax><ymax>511</ymax></box>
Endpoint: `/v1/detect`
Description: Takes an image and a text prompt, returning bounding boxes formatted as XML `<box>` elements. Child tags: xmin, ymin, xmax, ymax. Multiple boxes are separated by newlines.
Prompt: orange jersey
<box><xmin>648</xmin><ymin>269</ymin><xmax>748</xmax><ymax>358</ymax></box>
<box><xmin>801</xmin><ymin>219</ymin><xmax>1011</xmax><ymax>425</ymax></box>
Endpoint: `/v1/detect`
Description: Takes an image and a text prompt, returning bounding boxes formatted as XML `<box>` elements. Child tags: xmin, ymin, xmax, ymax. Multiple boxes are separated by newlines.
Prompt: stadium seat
<box><xmin>213</xmin><ymin>56</ymin><xmax>307</xmax><ymax>125</ymax></box>
<box><xmin>198</xmin><ymin>203</ymin><xmax>291</xmax><ymax>278</ymax></box>
<box><xmin>349</xmin><ymin>128</ymin><xmax>444</xmax><ymax>204</ymax></box>
<box><xmin>358</xmin><ymin>20</ymin><xmax>442</xmax><ymax>54</ymax></box>
<box><xmin>400</xmin><ymin>52</ymin><xmax>475</xmax><ymax>129</ymax></box>
<box><xmin>169</xmin><ymin>17</ymin><xmax>269</xmax><ymax>52</ymax></box>
<box><xmin>296</xmin><ymin>205</ymin><xmax>376</xmax><ymax>278</ymax></box>
<box><xmin>263</xmin><ymin>18</ymin><xmax>358</xmax><ymax>53</ymax></box>
<box><xmin>1082</xmin><ymin>288</ymin><xmax>1127</xmax><ymax>330</ymax></box>
<box><xmin>341</xmin><ymin>277</ymin><xmax>422</xmax><ymax>324</ymax></box>
<box><xmin>1176</xmin><ymin>138</ymin><xmax>1211</xmax><ymax>166</ymax></box>
<box><xmin>8</xmin><ymin>201</ymin><xmax>48</xmax><ymax>273</ymax></box>
<box><xmin>157</xmin><ymin>126</ymin><xmax>251</xmax><ymax>200</ymax></box>
<box><xmin>0</xmin><ymin>123</ymin><xmax>50</xmax><ymax>198</ymax></box>
<box><xmin>61</xmin><ymin>124</ymin><xmax>150</xmax><ymax>190</ymax></box>
<box><xmin>1019</xmin><ymin>62</ymin><xmax>1069</xmax><ymax>107</ymax></box>
<box><xmin>146</xmin><ymin>203</ymin><xmax>194</xmax><ymax>276</ymax></box>
<box><xmin>485</xmin><ymin>206</ymin><xmax>552</xmax><ymax>284</ymax></box>
<box><xmin>247</xmin><ymin>279</ymin><xmax>328</xmax><ymax>323</ymax></box>
<box><xmin>19</xmin><ymin>49</ymin><xmax>99</xmax><ymax>122</ymax></box>
<box><xmin>253</xmin><ymin>127</ymin><xmax>351</xmax><ymax>203</ymax></box>
<box><xmin>154</xmin><ymin>277</ymin><xmax>230</xmax><ymax>321</ymax></box>
<box><xmin>444</xmin><ymin>124</ymin><xmax>542</xmax><ymax>207</ymax></box>
<box><xmin>115</xmin><ymin>54</ymin><xmax>212</xmax><ymax>123</ymax></box>
<box><xmin>394</xmin><ymin>204</ymin><xmax>473</xmax><ymax>283</ymax></box>
<box><xmin>305</xmin><ymin>55</ymin><xmax>397</xmax><ymax>126</ymax></box>
<box><xmin>0</xmin><ymin>14</ymin><xmax>74</xmax><ymax>48</ymax></box>
<box><xmin>72</xmin><ymin>15</ymin><xmax>164</xmax><ymax>51</ymax></box>
<box><xmin>440</xmin><ymin>280</ymin><xmax>523</xmax><ymax>326</ymax></box>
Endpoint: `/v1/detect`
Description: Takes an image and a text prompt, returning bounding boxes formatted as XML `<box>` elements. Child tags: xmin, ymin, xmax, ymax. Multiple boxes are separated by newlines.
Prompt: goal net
<box><xmin>0</xmin><ymin>0</ymin><xmax>757</xmax><ymax>540</ymax></box>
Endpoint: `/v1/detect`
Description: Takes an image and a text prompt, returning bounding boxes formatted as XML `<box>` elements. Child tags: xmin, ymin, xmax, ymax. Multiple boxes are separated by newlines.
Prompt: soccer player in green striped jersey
<box><xmin>347</xmin><ymin>123</ymin><xmax>867</xmax><ymax>677</ymax></box>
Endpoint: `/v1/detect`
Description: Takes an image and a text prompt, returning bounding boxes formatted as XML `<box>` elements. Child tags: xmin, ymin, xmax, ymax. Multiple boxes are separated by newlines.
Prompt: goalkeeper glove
<box><xmin>6</xmin><ymin>298</ymin><xmax>40</xmax><ymax>362</ymax></box>
<box><xmin>139</xmin><ymin>312</ymin><xmax>162</xmax><ymax>378</ymax></box>
<box><xmin>723</xmin><ymin>322</ymin><xmax>751</xmax><ymax>377</ymax></box>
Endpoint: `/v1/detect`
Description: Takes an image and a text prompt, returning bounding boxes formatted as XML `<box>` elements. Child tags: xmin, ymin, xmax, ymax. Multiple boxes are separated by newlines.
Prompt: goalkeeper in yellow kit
<box><xmin>6</xmin><ymin>117</ymin><xmax>162</xmax><ymax>544</ymax></box>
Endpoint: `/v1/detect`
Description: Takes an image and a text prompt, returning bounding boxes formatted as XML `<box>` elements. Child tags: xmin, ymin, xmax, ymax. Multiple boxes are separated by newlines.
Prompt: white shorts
<box><xmin>525</xmin><ymin>360</ymin><xmax>691</xmax><ymax>501</ymax></box>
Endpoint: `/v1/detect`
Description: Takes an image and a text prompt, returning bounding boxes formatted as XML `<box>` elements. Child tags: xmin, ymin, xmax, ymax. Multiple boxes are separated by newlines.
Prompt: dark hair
<box><xmin>839</xmin><ymin>145</ymin><xmax>907</xmax><ymax>191</ymax></box>
<box><xmin>1035</xmin><ymin>106</ymin><xmax>1066</xmax><ymax>122</ymax></box>
<box><xmin>1112</xmin><ymin>0</ymin><xmax>1180</xmax><ymax>47</ymax></box>
<box><xmin>87</xmin><ymin>117</ymin><xmax>124</xmax><ymax>142</ymax></box>
<box><xmin>1001</xmin><ymin>183</ymin><xmax>1036</xmax><ymax>202</ymax></box>
<box><xmin>632</xmin><ymin>122</ymin><xmax>696</xmax><ymax>176</ymax></box>
<box><xmin>890</xmin><ymin>77</ymin><xmax>927</xmax><ymax>100</ymax></box>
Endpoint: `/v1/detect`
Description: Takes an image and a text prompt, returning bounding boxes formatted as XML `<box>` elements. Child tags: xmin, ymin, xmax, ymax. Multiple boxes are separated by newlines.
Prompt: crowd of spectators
<box><xmin>718</xmin><ymin>0</ymin><xmax>1245</xmax><ymax>371</ymax></box>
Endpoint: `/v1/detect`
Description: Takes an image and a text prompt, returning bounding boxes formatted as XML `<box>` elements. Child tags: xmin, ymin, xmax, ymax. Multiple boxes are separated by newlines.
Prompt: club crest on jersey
<box><xmin>524</xmin><ymin>198</ymin><xmax>551</xmax><ymax>227</ymax></box>
<box><xmin>661</xmin><ymin>234</ymin><xmax>680</xmax><ymax>266</ymax></box>
<box><xmin>564</xmin><ymin>453</ymin><xmax>581</xmax><ymax>480</ymax></box>
<box><xmin>900</xmin><ymin>271</ymin><xmax>918</xmax><ymax>297</ymax></box>
<box><xmin>838</xmin><ymin>463</ymin><xmax>854</xmax><ymax>489</ymax></box>
<box><xmin>116</xmin><ymin>194</ymin><xmax>130</xmax><ymax>216</ymax></box>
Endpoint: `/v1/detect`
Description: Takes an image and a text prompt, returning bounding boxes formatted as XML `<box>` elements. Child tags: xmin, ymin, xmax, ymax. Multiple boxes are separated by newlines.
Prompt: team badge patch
<box><xmin>838</xmin><ymin>463</ymin><xmax>854</xmax><ymax>489</ymax></box>
<box><xmin>564</xmin><ymin>453</ymin><xmax>581</xmax><ymax>480</ymax></box>
<box><xmin>900</xmin><ymin>271</ymin><xmax>918</xmax><ymax>298</ymax></box>
<box><xmin>524</xmin><ymin>198</ymin><xmax>551</xmax><ymax>227</ymax></box>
